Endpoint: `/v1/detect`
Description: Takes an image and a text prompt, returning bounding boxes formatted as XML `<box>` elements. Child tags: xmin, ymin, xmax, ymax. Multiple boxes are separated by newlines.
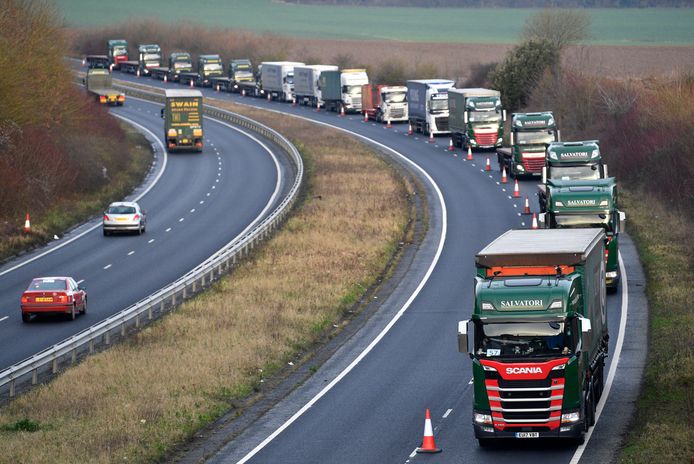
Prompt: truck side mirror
<box><xmin>542</xmin><ymin>166</ymin><xmax>547</xmax><ymax>185</ymax></box>
<box><xmin>603</xmin><ymin>164</ymin><xmax>608</xmax><ymax>178</ymax></box>
<box><xmin>160</xmin><ymin>108</ymin><xmax>164</xmax><ymax>119</ymax></box>
<box><xmin>537</xmin><ymin>212</ymin><xmax>546</xmax><ymax>227</ymax></box>
<box><xmin>457</xmin><ymin>320</ymin><xmax>470</xmax><ymax>354</ymax></box>
<box><xmin>464</xmin><ymin>112</ymin><xmax>468</xmax><ymax>124</ymax></box>
<box><xmin>502</xmin><ymin>109</ymin><xmax>507</xmax><ymax>122</ymax></box>
<box><xmin>579</xmin><ymin>316</ymin><xmax>592</xmax><ymax>353</ymax></box>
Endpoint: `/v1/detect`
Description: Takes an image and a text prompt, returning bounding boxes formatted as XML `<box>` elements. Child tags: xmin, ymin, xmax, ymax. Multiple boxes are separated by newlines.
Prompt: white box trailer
<box><xmin>294</xmin><ymin>65</ymin><xmax>338</xmax><ymax>106</ymax></box>
<box><xmin>260</xmin><ymin>61</ymin><xmax>305</xmax><ymax>102</ymax></box>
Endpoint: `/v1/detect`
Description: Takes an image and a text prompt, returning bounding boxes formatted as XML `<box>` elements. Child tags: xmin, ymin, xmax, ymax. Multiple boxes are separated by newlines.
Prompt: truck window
<box><xmin>516</xmin><ymin>131</ymin><xmax>555</xmax><ymax>145</ymax></box>
<box><xmin>552</xmin><ymin>213</ymin><xmax>611</xmax><ymax>229</ymax></box>
<box><xmin>549</xmin><ymin>165</ymin><xmax>600</xmax><ymax>181</ymax></box>
<box><xmin>468</xmin><ymin>110</ymin><xmax>501</xmax><ymax>122</ymax></box>
<box><xmin>429</xmin><ymin>99</ymin><xmax>448</xmax><ymax>113</ymax></box>
<box><xmin>474</xmin><ymin>320</ymin><xmax>576</xmax><ymax>358</ymax></box>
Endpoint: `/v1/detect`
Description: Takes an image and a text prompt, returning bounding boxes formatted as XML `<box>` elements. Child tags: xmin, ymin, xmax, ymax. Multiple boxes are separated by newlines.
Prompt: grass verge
<box><xmin>0</xmin><ymin>122</ymin><xmax>152</xmax><ymax>263</ymax></box>
<box><xmin>618</xmin><ymin>190</ymin><xmax>694</xmax><ymax>463</ymax></box>
<box><xmin>0</xmin><ymin>101</ymin><xmax>411</xmax><ymax>463</ymax></box>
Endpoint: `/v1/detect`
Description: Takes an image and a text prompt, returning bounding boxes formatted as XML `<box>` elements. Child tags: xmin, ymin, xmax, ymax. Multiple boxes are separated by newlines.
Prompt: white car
<box><xmin>103</xmin><ymin>201</ymin><xmax>146</xmax><ymax>235</ymax></box>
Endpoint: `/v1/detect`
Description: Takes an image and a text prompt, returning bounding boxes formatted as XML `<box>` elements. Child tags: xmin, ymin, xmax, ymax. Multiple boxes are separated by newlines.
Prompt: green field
<box><xmin>55</xmin><ymin>0</ymin><xmax>694</xmax><ymax>45</ymax></box>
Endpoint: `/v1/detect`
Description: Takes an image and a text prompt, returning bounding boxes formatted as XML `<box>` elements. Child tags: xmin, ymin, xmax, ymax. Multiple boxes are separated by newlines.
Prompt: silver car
<box><xmin>103</xmin><ymin>201</ymin><xmax>146</xmax><ymax>235</ymax></box>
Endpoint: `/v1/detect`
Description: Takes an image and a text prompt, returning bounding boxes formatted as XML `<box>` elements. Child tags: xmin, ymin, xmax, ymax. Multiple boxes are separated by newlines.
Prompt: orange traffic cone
<box><xmin>364</xmin><ymin>112</ymin><xmax>369</xmax><ymax>122</ymax></box>
<box><xmin>407</xmin><ymin>122</ymin><xmax>413</xmax><ymax>135</ymax></box>
<box><xmin>448</xmin><ymin>138</ymin><xmax>455</xmax><ymax>152</ymax></box>
<box><xmin>23</xmin><ymin>213</ymin><xmax>31</xmax><ymax>234</ymax></box>
<box><xmin>501</xmin><ymin>166</ymin><xmax>508</xmax><ymax>183</ymax></box>
<box><xmin>532</xmin><ymin>213</ymin><xmax>539</xmax><ymax>229</ymax></box>
<box><xmin>524</xmin><ymin>196</ymin><xmax>531</xmax><ymax>214</ymax></box>
<box><xmin>339</xmin><ymin>105</ymin><xmax>345</xmax><ymax>117</ymax></box>
<box><xmin>513</xmin><ymin>179</ymin><xmax>521</xmax><ymax>198</ymax></box>
<box><xmin>428</xmin><ymin>130</ymin><xmax>435</xmax><ymax>144</ymax></box>
<box><xmin>467</xmin><ymin>146</ymin><xmax>473</xmax><ymax>160</ymax></box>
<box><xmin>416</xmin><ymin>409</ymin><xmax>442</xmax><ymax>454</ymax></box>
<box><xmin>485</xmin><ymin>157</ymin><xmax>491</xmax><ymax>171</ymax></box>
<box><xmin>386</xmin><ymin>118</ymin><xmax>392</xmax><ymax>129</ymax></box>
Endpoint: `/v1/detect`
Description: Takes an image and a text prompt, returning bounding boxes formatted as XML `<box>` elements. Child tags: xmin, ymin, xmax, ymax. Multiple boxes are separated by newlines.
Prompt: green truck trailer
<box><xmin>539</xmin><ymin>179</ymin><xmax>625</xmax><ymax>289</ymax></box>
<box><xmin>162</xmin><ymin>89</ymin><xmax>203</xmax><ymax>152</ymax></box>
<box><xmin>497</xmin><ymin>112</ymin><xmax>559</xmax><ymax>178</ymax></box>
<box><xmin>448</xmin><ymin>88</ymin><xmax>506</xmax><ymax>149</ymax></box>
<box><xmin>458</xmin><ymin>228</ymin><xmax>608</xmax><ymax>445</ymax></box>
<box><xmin>210</xmin><ymin>59</ymin><xmax>257</xmax><ymax>93</ymax></box>
<box><xmin>84</xmin><ymin>68</ymin><xmax>125</xmax><ymax>105</ymax></box>
<box><xmin>150</xmin><ymin>52</ymin><xmax>193</xmax><ymax>82</ymax></box>
<box><xmin>120</xmin><ymin>44</ymin><xmax>162</xmax><ymax>76</ymax></box>
<box><xmin>178</xmin><ymin>54</ymin><xmax>224</xmax><ymax>88</ymax></box>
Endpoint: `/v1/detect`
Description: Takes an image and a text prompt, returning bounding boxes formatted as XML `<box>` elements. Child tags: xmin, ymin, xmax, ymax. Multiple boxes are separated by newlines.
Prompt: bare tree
<box><xmin>521</xmin><ymin>9</ymin><xmax>591</xmax><ymax>50</ymax></box>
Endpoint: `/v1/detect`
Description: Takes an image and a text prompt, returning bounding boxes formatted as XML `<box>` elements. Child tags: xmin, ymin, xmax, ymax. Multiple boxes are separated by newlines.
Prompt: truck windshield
<box><xmin>143</xmin><ymin>54</ymin><xmax>160</xmax><ymax>62</ymax></box>
<box><xmin>173</xmin><ymin>62</ymin><xmax>192</xmax><ymax>69</ymax></box>
<box><xmin>550</xmin><ymin>165</ymin><xmax>601</xmax><ymax>181</ymax></box>
<box><xmin>475</xmin><ymin>320</ymin><xmax>576</xmax><ymax>358</ymax></box>
<box><xmin>113</xmin><ymin>47</ymin><xmax>127</xmax><ymax>56</ymax></box>
<box><xmin>345</xmin><ymin>85</ymin><xmax>362</xmax><ymax>96</ymax></box>
<box><xmin>235</xmin><ymin>71</ymin><xmax>253</xmax><ymax>79</ymax></box>
<box><xmin>517</xmin><ymin>131</ymin><xmax>555</xmax><ymax>145</ymax></box>
<box><xmin>553</xmin><ymin>213</ymin><xmax>611</xmax><ymax>229</ymax></box>
<box><xmin>429</xmin><ymin>99</ymin><xmax>448</xmax><ymax>113</ymax></box>
<box><xmin>469</xmin><ymin>110</ymin><xmax>501</xmax><ymax>122</ymax></box>
<box><xmin>384</xmin><ymin>91</ymin><xmax>406</xmax><ymax>103</ymax></box>
<box><xmin>203</xmin><ymin>63</ymin><xmax>223</xmax><ymax>72</ymax></box>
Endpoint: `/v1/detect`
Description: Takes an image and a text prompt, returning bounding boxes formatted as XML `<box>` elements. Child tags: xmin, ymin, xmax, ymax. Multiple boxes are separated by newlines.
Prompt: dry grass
<box><xmin>0</xmin><ymin>100</ymin><xmax>410</xmax><ymax>463</ymax></box>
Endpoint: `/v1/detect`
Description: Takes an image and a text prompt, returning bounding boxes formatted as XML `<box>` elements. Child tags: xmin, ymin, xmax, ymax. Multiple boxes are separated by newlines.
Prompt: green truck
<box><xmin>538</xmin><ymin>179</ymin><xmax>625</xmax><ymax>289</ymax></box>
<box><xmin>457</xmin><ymin>228</ymin><xmax>608</xmax><ymax>445</ymax></box>
<box><xmin>162</xmin><ymin>89</ymin><xmax>203</xmax><ymax>152</ymax></box>
<box><xmin>84</xmin><ymin>68</ymin><xmax>125</xmax><ymax>106</ymax></box>
<box><xmin>178</xmin><ymin>54</ymin><xmax>224</xmax><ymax>88</ymax></box>
<box><xmin>150</xmin><ymin>52</ymin><xmax>193</xmax><ymax>82</ymax></box>
<box><xmin>107</xmin><ymin>39</ymin><xmax>128</xmax><ymax>70</ymax></box>
<box><xmin>448</xmin><ymin>88</ymin><xmax>506</xmax><ymax>149</ymax></box>
<box><xmin>497</xmin><ymin>112</ymin><xmax>559</xmax><ymax>178</ymax></box>
<box><xmin>538</xmin><ymin>141</ymin><xmax>609</xmax><ymax>213</ymax></box>
<box><xmin>120</xmin><ymin>44</ymin><xmax>162</xmax><ymax>76</ymax></box>
<box><xmin>210</xmin><ymin>59</ymin><xmax>257</xmax><ymax>93</ymax></box>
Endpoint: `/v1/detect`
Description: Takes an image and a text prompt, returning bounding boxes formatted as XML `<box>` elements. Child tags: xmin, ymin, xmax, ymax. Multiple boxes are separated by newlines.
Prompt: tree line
<box><xmin>283</xmin><ymin>0</ymin><xmax>694</xmax><ymax>7</ymax></box>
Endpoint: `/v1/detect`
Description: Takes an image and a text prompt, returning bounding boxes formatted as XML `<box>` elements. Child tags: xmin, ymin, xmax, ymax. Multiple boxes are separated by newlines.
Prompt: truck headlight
<box><xmin>555</xmin><ymin>201</ymin><xmax>564</xmax><ymax>207</ymax></box>
<box><xmin>497</xmin><ymin>137</ymin><xmax>503</xmax><ymax>144</ymax></box>
<box><xmin>549</xmin><ymin>152</ymin><xmax>558</xmax><ymax>160</ymax></box>
<box><xmin>167</xmin><ymin>129</ymin><xmax>177</xmax><ymax>137</ymax></box>
<box><xmin>548</xmin><ymin>117</ymin><xmax>555</xmax><ymax>126</ymax></box>
<box><xmin>481</xmin><ymin>302</ymin><xmax>495</xmax><ymax>310</ymax></box>
<box><xmin>516</xmin><ymin>164</ymin><xmax>525</xmax><ymax>172</ymax></box>
<box><xmin>606</xmin><ymin>271</ymin><xmax>618</xmax><ymax>278</ymax></box>
<box><xmin>549</xmin><ymin>300</ymin><xmax>563</xmax><ymax>309</ymax></box>
<box><xmin>599</xmin><ymin>200</ymin><xmax>609</xmax><ymax>207</ymax></box>
<box><xmin>474</xmin><ymin>413</ymin><xmax>493</xmax><ymax>425</ymax></box>
<box><xmin>591</xmin><ymin>149</ymin><xmax>599</xmax><ymax>159</ymax></box>
<box><xmin>193</xmin><ymin>129</ymin><xmax>203</xmax><ymax>137</ymax></box>
<box><xmin>561</xmin><ymin>411</ymin><xmax>580</xmax><ymax>423</ymax></box>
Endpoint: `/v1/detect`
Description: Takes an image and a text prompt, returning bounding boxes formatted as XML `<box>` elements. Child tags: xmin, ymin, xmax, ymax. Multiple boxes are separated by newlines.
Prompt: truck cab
<box><xmin>168</xmin><ymin>52</ymin><xmax>193</xmax><ymax>81</ymax></box>
<box><xmin>107</xmin><ymin>39</ymin><xmax>128</xmax><ymax>70</ymax></box>
<box><xmin>538</xmin><ymin>141</ymin><xmax>608</xmax><ymax>212</ymax></box>
<box><xmin>539</xmin><ymin>180</ymin><xmax>625</xmax><ymax>289</ymax></box>
<box><xmin>498</xmin><ymin>112</ymin><xmax>558</xmax><ymax>178</ymax></box>
<box><xmin>458</xmin><ymin>229</ymin><xmax>608</xmax><ymax>446</ymax></box>
<box><xmin>197</xmin><ymin>55</ymin><xmax>224</xmax><ymax>87</ymax></box>
<box><xmin>137</xmin><ymin>44</ymin><xmax>161</xmax><ymax>76</ymax></box>
<box><xmin>406</xmin><ymin>79</ymin><xmax>455</xmax><ymax>135</ymax></box>
<box><xmin>362</xmin><ymin>85</ymin><xmax>408</xmax><ymax>123</ymax></box>
<box><xmin>162</xmin><ymin>89</ymin><xmax>204</xmax><ymax>152</ymax></box>
<box><xmin>449</xmin><ymin>88</ymin><xmax>506</xmax><ymax>149</ymax></box>
<box><xmin>230</xmin><ymin>59</ymin><xmax>255</xmax><ymax>92</ymax></box>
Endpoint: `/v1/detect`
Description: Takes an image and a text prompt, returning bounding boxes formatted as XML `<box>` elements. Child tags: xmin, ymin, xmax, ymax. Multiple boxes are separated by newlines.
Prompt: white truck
<box><xmin>260</xmin><ymin>61</ymin><xmax>305</xmax><ymax>102</ymax></box>
<box><xmin>362</xmin><ymin>84</ymin><xmax>408</xmax><ymax>123</ymax></box>
<box><xmin>318</xmin><ymin>69</ymin><xmax>370</xmax><ymax>113</ymax></box>
<box><xmin>406</xmin><ymin>79</ymin><xmax>455</xmax><ymax>136</ymax></box>
<box><xmin>294</xmin><ymin>65</ymin><xmax>339</xmax><ymax>107</ymax></box>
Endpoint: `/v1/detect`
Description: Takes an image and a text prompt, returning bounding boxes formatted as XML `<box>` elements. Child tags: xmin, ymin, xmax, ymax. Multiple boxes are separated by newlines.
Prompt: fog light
<box><xmin>482</xmin><ymin>426</ymin><xmax>494</xmax><ymax>433</ymax></box>
<box><xmin>561</xmin><ymin>411</ymin><xmax>580</xmax><ymax>423</ymax></box>
<box><xmin>560</xmin><ymin>426</ymin><xmax>572</xmax><ymax>432</ymax></box>
<box><xmin>474</xmin><ymin>413</ymin><xmax>493</xmax><ymax>425</ymax></box>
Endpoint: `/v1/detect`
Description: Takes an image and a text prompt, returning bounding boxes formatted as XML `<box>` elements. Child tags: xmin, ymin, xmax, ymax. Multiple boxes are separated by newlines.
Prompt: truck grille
<box><xmin>390</xmin><ymin>108</ymin><xmax>406</xmax><ymax>119</ymax></box>
<box><xmin>484</xmin><ymin>372</ymin><xmax>565</xmax><ymax>430</ymax></box>
<box><xmin>473</xmin><ymin>130</ymin><xmax>498</xmax><ymax>147</ymax></box>
<box><xmin>435</xmin><ymin>117</ymin><xmax>449</xmax><ymax>131</ymax></box>
<box><xmin>521</xmin><ymin>153</ymin><xmax>546</xmax><ymax>173</ymax></box>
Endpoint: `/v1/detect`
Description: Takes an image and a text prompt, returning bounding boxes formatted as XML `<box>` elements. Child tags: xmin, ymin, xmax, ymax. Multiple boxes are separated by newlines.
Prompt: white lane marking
<box><xmin>103</xmin><ymin>264</ymin><xmax>112</xmax><ymax>270</ymax></box>
<box><xmin>206</xmin><ymin>192</ymin><xmax>211</xmax><ymax>197</ymax></box>
<box><xmin>179</xmin><ymin>217</ymin><xmax>184</xmax><ymax>222</ymax></box>
<box><xmin>0</xmin><ymin>113</ymin><xmax>168</xmax><ymax>278</ymax></box>
<box><xmin>127</xmin><ymin>251</ymin><xmax>135</xmax><ymax>256</ymax></box>
<box><xmin>442</xmin><ymin>409</ymin><xmax>452</xmax><ymax>419</ymax></box>
<box><xmin>212</xmin><ymin>185</ymin><xmax>216</xmax><ymax>189</ymax></box>
<box><xmin>76</xmin><ymin>279</ymin><xmax>84</xmax><ymax>284</ymax></box>
<box><xmin>408</xmin><ymin>449</ymin><xmax>418</xmax><ymax>458</ymax></box>
<box><xmin>166</xmin><ymin>227</ymin><xmax>172</xmax><ymax>232</ymax></box>
<box><xmin>148</xmin><ymin>239</ymin><xmax>155</xmax><ymax>243</ymax></box>
<box><xmin>200</xmin><ymin>200</ymin><xmax>204</xmax><ymax>204</ymax></box>
<box><xmin>234</xmin><ymin>107</ymin><xmax>447</xmax><ymax>464</ymax></box>
<box><xmin>570</xmin><ymin>253</ymin><xmax>629</xmax><ymax>464</ymax></box>
<box><xmin>215</xmin><ymin>179</ymin><xmax>219</xmax><ymax>182</ymax></box>
<box><xmin>0</xmin><ymin>316</ymin><xmax>9</xmax><ymax>323</ymax></box>
<box><xmin>468</xmin><ymin>377</ymin><xmax>474</xmax><ymax>385</ymax></box>
<box><xmin>190</xmin><ymin>208</ymin><xmax>196</xmax><ymax>213</ymax></box>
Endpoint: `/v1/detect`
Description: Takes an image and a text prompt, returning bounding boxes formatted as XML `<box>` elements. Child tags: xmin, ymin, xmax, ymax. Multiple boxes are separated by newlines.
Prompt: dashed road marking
<box><xmin>77</xmin><ymin>279</ymin><xmax>84</xmax><ymax>284</ymax></box>
<box><xmin>0</xmin><ymin>316</ymin><xmax>8</xmax><ymax>323</ymax></box>
<box><xmin>127</xmin><ymin>250</ymin><xmax>135</xmax><ymax>256</ymax></box>
<box><xmin>148</xmin><ymin>238</ymin><xmax>155</xmax><ymax>243</ymax></box>
<box><xmin>443</xmin><ymin>408</ymin><xmax>453</xmax><ymax>419</ymax></box>
<box><xmin>190</xmin><ymin>208</ymin><xmax>195</xmax><ymax>213</ymax></box>
<box><xmin>103</xmin><ymin>264</ymin><xmax>112</xmax><ymax>270</ymax></box>
<box><xmin>166</xmin><ymin>227</ymin><xmax>172</xmax><ymax>232</ymax></box>
<box><xmin>179</xmin><ymin>217</ymin><xmax>184</xmax><ymax>222</ymax></box>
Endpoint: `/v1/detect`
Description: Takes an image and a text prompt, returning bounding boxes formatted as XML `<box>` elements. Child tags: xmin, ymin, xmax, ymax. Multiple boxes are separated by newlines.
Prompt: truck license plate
<box><xmin>515</xmin><ymin>432</ymin><xmax>539</xmax><ymax>438</ymax></box>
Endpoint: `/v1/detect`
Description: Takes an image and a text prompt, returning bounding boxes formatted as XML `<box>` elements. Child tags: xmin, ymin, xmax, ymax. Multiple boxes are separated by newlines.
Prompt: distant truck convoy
<box><xmin>318</xmin><ymin>69</ymin><xmax>369</xmax><ymax>113</ymax></box>
<box><xmin>107</xmin><ymin>39</ymin><xmax>128</xmax><ymax>70</ymax></box>
<box><xmin>162</xmin><ymin>89</ymin><xmax>204</xmax><ymax>152</ymax></box>
<box><xmin>260</xmin><ymin>61</ymin><xmax>305</xmax><ymax>102</ymax></box>
<box><xmin>362</xmin><ymin>84</ymin><xmax>408</xmax><ymax>123</ymax></box>
<box><xmin>178</xmin><ymin>54</ymin><xmax>224</xmax><ymax>88</ymax></box>
<box><xmin>294</xmin><ymin>65</ymin><xmax>339</xmax><ymax>106</ymax></box>
<box><xmin>150</xmin><ymin>52</ymin><xmax>193</xmax><ymax>82</ymax></box>
<box><xmin>406</xmin><ymin>79</ymin><xmax>455</xmax><ymax>135</ymax></box>
<box><xmin>120</xmin><ymin>44</ymin><xmax>162</xmax><ymax>76</ymax></box>
<box><xmin>84</xmin><ymin>68</ymin><xmax>125</xmax><ymax>105</ymax></box>
<box><xmin>458</xmin><ymin>228</ymin><xmax>608</xmax><ymax>446</ymax></box>
<box><xmin>448</xmin><ymin>88</ymin><xmax>505</xmax><ymax>149</ymax></box>
<box><xmin>498</xmin><ymin>112</ymin><xmax>559</xmax><ymax>178</ymax></box>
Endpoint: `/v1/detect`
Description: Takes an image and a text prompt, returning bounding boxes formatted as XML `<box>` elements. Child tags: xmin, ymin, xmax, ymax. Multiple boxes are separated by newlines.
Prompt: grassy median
<box><xmin>0</xmin><ymin>102</ymin><xmax>411</xmax><ymax>463</ymax></box>
<box><xmin>618</xmin><ymin>192</ymin><xmax>694</xmax><ymax>463</ymax></box>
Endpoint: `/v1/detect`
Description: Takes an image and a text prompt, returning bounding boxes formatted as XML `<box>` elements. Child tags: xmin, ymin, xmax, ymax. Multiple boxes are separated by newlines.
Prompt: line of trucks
<box><xmin>93</xmin><ymin>39</ymin><xmax>629</xmax><ymax>446</ymax></box>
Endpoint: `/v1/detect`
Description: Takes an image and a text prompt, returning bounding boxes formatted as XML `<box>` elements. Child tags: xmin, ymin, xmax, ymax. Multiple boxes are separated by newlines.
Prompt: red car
<box><xmin>21</xmin><ymin>277</ymin><xmax>87</xmax><ymax>323</ymax></box>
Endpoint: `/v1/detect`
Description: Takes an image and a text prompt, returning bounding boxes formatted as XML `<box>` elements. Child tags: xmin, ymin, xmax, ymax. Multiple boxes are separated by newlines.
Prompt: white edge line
<box><xmin>0</xmin><ymin>316</ymin><xmax>9</xmax><ymax>323</ymax></box>
<box><xmin>0</xmin><ymin>111</ymin><xmax>168</xmax><ymax>278</ymax></box>
<box><xmin>235</xmin><ymin>108</ymin><xmax>447</xmax><ymax>464</ymax></box>
<box><xmin>569</xmin><ymin>252</ymin><xmax>628</xmax><ymax>464</ymax></box>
